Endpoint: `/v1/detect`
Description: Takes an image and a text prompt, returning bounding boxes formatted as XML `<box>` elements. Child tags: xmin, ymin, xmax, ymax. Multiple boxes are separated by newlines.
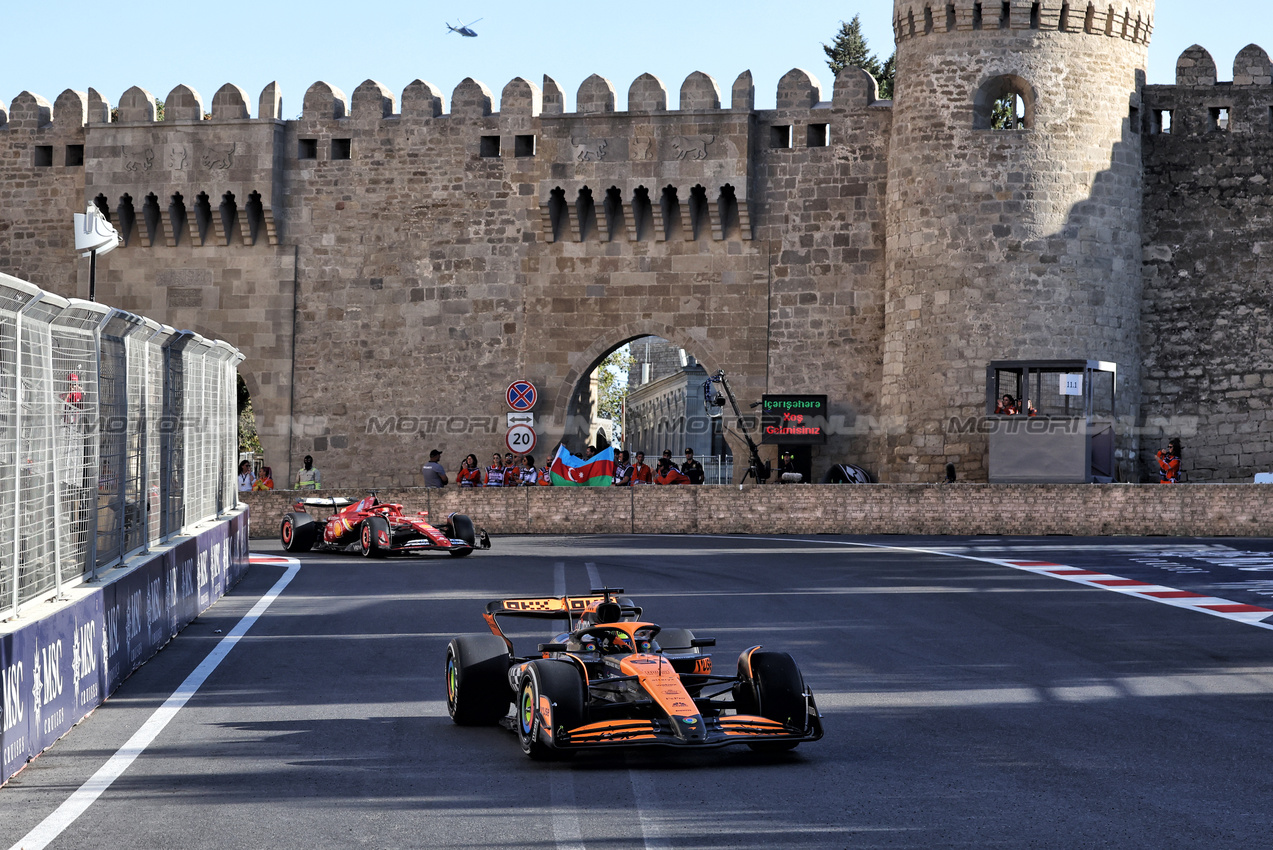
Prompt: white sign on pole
<box><xmin>1060</xmin><ymin>373</ymin><xmax>1084</xmax><ymax>396</ymax></box>
<box><xmin>507</xmin><ymin>413</ymin><xmax>534</xmax><ymax>428</ymax></box>
<box><xmin>506</xmin><ymin>424</ymin><xmax>537</xmax><ymax>454</ymax></box>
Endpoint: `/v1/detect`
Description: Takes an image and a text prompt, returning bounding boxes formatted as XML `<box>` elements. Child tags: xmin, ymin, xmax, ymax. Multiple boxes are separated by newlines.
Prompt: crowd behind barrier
<box><xmin>0</xmin><ymin>273</ymin><xmax>244</xmax><ymax>622</ymax></box>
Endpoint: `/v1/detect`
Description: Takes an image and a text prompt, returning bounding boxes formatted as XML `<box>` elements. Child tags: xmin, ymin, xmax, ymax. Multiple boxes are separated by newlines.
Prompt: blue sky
<box><xmin>0</xmin><ymin>2</ymin><xmax>1265</xmax><ymax>116</ymax></box>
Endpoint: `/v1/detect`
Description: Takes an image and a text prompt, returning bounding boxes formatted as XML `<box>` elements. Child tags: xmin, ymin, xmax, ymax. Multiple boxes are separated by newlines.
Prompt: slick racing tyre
<box><xmin>360</xmin><ymin>517</ymin><xmax>390</xmax><ymax>558</ymax></box>
<box><xmin>445</xmin><ymin>634</ymin><xmax>512</xmax><ymax>726</ymax></box>
<box><xmin>517</xmin><ymin>660</ymin><xmax>586</xmax><ymax>761</ymax></box>
<box><xmin>735</xmin><ymin>650</ymin><xmax>808</xmax><ymax>752</ymax></box>
<box><xmin>280</xmin><ymin>513</ymin><xmax>316</xmax><ymax>552</ymax></box>
<box><xmin>448</xmin><ymin>513</ymin><xmax>476</xmax><ymax>557</ymax></box>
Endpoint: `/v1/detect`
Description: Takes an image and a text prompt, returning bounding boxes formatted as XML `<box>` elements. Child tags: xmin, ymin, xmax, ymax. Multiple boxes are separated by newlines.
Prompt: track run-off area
<box><xmin>4</xmin><ymin>534</ymin><xmax>1273</xmax><ymax>849</ymax></box>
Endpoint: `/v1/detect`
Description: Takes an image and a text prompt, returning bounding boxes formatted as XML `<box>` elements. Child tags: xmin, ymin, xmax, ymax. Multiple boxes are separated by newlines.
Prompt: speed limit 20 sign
<box><xmin>505</xmin><ymin>423</ymin><xmax>537</xmax><ymax>454</ymax></box>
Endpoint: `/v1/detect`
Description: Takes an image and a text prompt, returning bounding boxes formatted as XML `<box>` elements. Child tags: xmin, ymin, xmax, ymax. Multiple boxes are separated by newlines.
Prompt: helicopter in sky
<box><xmin>446</xmin><ymin>18</ymin><xmax>482</xmax><ymax>37</ymax></box>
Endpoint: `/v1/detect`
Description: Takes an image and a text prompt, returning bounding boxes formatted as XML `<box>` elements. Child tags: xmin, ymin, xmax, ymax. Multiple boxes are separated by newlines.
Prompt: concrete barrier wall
<box><xmin>242</xmin><ymin>485</ymin><xmax>1273</xmax><ymax>539</ymax></box>
<box><xmin>1</xmin><ymin>510</ymin><xmax>251</xmax><ymax>786</ymax></box>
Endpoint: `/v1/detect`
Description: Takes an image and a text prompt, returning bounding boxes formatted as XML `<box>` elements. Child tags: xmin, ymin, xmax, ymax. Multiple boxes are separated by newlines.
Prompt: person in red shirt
<box><xmin>484</xmin><ymin>453</ymin><xmax>505</xmax><ymax>487</ymax></box>
<box><xmin>630</xmin><ymin>451</ymin><xmax>653</xmax><ymax>485</ymax></box>
<box><xmin>654</xmin><ymin>457</ymin><xmax>690</xmax><ymax>485</ymax></box>
<box><xmin>1157</xmin><ymin>438</ymin><xmax>1182</xmax><ymax>484</ymax></box>
<box><xmin>502</xmin><ymin>453</ymin><xmax>522</xmax><ymax>486</ymax></box>
<box><xmin>456</xmin><ymin>454</ymin><xmax>483</xmax><ymax>487</ymax></box>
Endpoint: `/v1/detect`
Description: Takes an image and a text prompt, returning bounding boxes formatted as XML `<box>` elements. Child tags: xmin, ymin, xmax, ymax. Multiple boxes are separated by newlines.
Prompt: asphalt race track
<box><xmin>5</xmin><ymin>534</ymin><xmax>1273</xmax><ymax>849</ymax></box>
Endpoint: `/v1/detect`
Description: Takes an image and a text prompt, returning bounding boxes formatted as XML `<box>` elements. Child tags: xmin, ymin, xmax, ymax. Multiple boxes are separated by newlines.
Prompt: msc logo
<box><xmin>2</xmin><ymin>659</ymin><xmax>23</xmax><ymax>732</ymax></box>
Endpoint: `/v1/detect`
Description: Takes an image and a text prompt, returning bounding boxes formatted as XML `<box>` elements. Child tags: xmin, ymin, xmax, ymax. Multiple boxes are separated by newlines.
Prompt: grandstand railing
<box><xmin>0</xmin><ymin>273</ymin><xmax>244</xmax><ymax>620</ymax></box>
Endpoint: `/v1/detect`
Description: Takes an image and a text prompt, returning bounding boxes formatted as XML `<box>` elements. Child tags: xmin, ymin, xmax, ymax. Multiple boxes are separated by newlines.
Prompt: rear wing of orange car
<box><xmin>482</xmin><ymin>594</ymin><xmax>642</xmax><ymax>646</ymax></box>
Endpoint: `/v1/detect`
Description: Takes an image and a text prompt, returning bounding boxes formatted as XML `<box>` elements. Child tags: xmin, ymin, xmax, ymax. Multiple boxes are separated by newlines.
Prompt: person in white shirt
<box><xmin>237</xmin><ymin>460</ymin><xmax>254</xmax><ymax>492</ymax></box>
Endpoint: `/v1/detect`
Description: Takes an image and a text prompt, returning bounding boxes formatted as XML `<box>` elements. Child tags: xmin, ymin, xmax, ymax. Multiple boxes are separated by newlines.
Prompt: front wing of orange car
<box><xmin>543</xmin><ymin>694</ymin><xmax>824</xmax><ymax>750</ymax></box>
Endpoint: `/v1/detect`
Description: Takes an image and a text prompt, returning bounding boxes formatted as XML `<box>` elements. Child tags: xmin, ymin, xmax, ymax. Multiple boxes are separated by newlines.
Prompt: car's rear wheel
<box><xmin>360</xmin><ymin>517</ymin><xmax>390</xmax><ymax>558</ymax></box>
<box><xmin>280</xmin><ymin>513</ymin><xmax>316</xmax><ymax>552</ymax></box>
<box><xmin>445</xmin><ymin>634</ymin><xmax>512</xmax><ymax>725</ymax></box>
<box><xmin>735</xmin><ymin>650</ymin><xmax>807</xmax><ymax>752</ymax></box>
<box><xmin>517</xmin><ymin>660</ymin><xmax>586</xmax><ymax>760</ymax></box>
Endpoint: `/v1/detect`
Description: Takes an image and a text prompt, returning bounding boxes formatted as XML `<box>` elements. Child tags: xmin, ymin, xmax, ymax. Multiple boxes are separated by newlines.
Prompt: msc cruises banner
<box><xmin>1</xmin><ymin>510</ymin><xmax>250</xmax><ymax>784</ymax></box>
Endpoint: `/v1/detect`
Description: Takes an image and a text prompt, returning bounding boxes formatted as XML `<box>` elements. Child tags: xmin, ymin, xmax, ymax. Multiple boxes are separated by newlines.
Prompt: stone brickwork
<box><xmin>6</xmin><ymin>0</ymin><xmax>1273</xmax><ymax>488</ymax></box>
<box><xmin>884</xmin><ymin>0</ymin><xmax>1153</xmax><ymax>482</ymax></box>
<box><xmin>241</xmin><ymin>483</ymin><xmax>1273</xmax><ymax>539</ymax></box>
<box><xmin>1141</xmin><ymin>44</ymin><xmax>1273</xmax><ymax>482</ymax></box>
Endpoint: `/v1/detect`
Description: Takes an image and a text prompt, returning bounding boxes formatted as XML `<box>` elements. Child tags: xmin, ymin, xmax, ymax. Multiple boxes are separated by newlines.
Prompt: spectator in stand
<box><xmin>583</xmin><ymin>445</ymin><xmax>597</xmax><ymax>460</ymax></box>
<box><xmin>631</xmin><ymin>451</ymin><xmax>653</xmax><ymax>485</ymax></box>
<box><xmin>296</xmin><ymin>455</ymin><xmax>322</xmax><ymax>490</ymax></box>
<box><xmin>421</xmin><ymin>449</ymin><xmax>449</xmax><ymax>488</ymax></box>
<box><xmin>457</xmin><ymin>454</ymin><xmax>483</xmax><ymax>487</ymax></box>
<box><xmin>1157</xmin><ymin>438</ymin><xmax>1182</xmax><ymax>484</ymax></box>
<box><xmin>661</xmin><ymin>449</ymin><xmax>677</xmax><ymax>470</ymax></box>
<box><xmin>484</xmin><ymin>453</ymin><xmax>505</xmax><ymax>487</ymax></box>
<box><xmin>537</xmin><ymin>460</ymin><xmax>553</xmax><ymax>485</ymax></box>
<box><xmin>682</xmin><ymin>448</ymin><xmax>705</xmax><ymax>485</ymax></box>
<box><xmin>612</xmin><ymin>450</ymin><xmax>633</xmax><ymax>486</ymax></box>
<box><xmin>520</xmin><ymin>454</ymin><xmax>538</xmax><ymax>486</ymax></box>
<box><xmin>238</xmin><ymin>460</ymin><xmax>254</xmax><ymax>492</ymax></box>
<box><xmin>994</xmin><ymin>394</ymin><xmax>1019</xmax><ymax>415</ymax></box>
<box><xmin>500</xmin><ymin>453</ymin><xmax>518</xmax><ymax>486</ymax></box>
<box><xmin>252</xmin><ymin>466</ymin><xmax>274</xmax><ymax>491</ymax></box>
<box><xmin>655</xmin><ymin>456</ymin><xmax>690</xmax><ymax>485</ymax></box>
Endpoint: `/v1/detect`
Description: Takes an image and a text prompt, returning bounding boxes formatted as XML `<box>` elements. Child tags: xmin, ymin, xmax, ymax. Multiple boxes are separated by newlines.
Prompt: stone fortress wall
<box><xmin>1</xmin><ymin>0</ymin><xmax>1270</xmax><ymax>486</ymax></box>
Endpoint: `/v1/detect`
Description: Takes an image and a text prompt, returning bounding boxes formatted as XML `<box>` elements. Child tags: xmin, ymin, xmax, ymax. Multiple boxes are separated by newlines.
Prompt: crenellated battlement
<box><xmin>892</xmin><ymin>0</ymin><xmax>1153</xmax><ymax>45</ymax></box>
<box><xmin>1143</xmin><ymin>44</ymin><xmax>1273</xmax><ymax>135</ymax></box>
<box><xmin>0</xmin><ymin>67</ymin><xmax>885</xmax><ymax>132</ymax></box>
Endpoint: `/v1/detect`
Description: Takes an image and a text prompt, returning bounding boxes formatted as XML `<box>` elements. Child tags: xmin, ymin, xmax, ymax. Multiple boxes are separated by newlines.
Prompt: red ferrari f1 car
<box><xmin>445</xmin><ymin>588</ymin><xmax>823</xmax><ymax>758</ymax></box>
<box><xmin>280</xmin><ymin>493</ymin><xmax>490</xmax><ymax>557</ymax></box>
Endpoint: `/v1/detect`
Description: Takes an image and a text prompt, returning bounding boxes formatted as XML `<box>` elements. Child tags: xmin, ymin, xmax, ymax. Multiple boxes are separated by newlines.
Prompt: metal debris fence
<box><xmin>0</xmin><ymin>273</ymin><xmax>244</xmax><ymax>620</ymax></box>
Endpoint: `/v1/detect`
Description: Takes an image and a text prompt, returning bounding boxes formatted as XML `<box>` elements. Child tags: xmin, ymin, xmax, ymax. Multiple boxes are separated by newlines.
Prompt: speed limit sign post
<box><xmin>506</xmin><ymin>423</ymin><xmax>537</xmax><ymax>455</ymax></box>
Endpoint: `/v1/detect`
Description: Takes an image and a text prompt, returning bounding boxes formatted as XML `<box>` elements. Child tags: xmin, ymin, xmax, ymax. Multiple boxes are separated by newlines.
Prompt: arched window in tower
<box><xmin>603</xmin><ymin>186</ymin><xmax>624</xmax><ymax>241</ymax></box>
<box><xmin>973</xmin><ymin>75</ymin><xmax>1035</xmax><ymax>131</ymax></box>
<box><xmin>142</xmin><ymin>193</ymin><xmax>161</xmax><ymax>247</ymax></box>
<box><xmin>193</xmin><ymin>192</ymin><xmax>212</xmax><ymax>245</ymax></box>
<box><xmin>576</xmin><ymin>186</ymin><xmax>597</xmax><ymax>242</ymax></box>
<box><xmin>117</xmin><ymin>194</ymin><xmax>136</xmax><ymax>246</ymax></box>
<box><xmin>169</xmin><ymin>192</ymin><xmax>188</xmax><ymax>247</ymax></box>
<box><xmin>547</xmin><ymin>187</ymin><xmax>567</xmax><ymax>243</ymax></box>
<box><xmin>221</xmin><ymin>192</ymin><xmax>239</xmax><ymax>245</ymax></box>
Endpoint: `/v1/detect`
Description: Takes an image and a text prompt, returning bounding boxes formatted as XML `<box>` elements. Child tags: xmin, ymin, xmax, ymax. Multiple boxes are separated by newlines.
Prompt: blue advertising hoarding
<box><xmin>1</xmin><ymin>510</ymin><xmax>250</xmax><ymax>785</ymax></box>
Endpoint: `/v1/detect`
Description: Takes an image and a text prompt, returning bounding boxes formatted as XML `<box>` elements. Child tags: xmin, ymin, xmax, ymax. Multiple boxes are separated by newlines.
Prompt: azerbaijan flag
<box><xmin>550</xmin><ymin>445</ymin><xmax>616</xmax><ymax>486</ymax></box>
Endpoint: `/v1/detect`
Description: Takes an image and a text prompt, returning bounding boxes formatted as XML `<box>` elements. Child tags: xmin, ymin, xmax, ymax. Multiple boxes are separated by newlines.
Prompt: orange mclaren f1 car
<box><xmin>444</xmin><ymin>588</ymin><xmax>823</xmax><ymax>758</ymax></box>
<box><xmin>280</xmin><ymin>493</ymin><xmax>490</xmax><ymax>557</ymax></box>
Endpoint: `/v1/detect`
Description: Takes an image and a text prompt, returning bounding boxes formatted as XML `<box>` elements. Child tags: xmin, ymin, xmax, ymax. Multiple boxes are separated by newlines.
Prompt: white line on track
<box><xmin>688</xmin><ymin>535</ymin><xmax>1273</xmax><ymax>632</ymax></box>
<box><xmin>586</xmin><ymin>562</ymin><xmax>602</xmax><ymax>591</ymax></box>
<box><xmin>8</xmin><ymin>555</ymin><xmax>301</xmax><ymax>850</ymax></box>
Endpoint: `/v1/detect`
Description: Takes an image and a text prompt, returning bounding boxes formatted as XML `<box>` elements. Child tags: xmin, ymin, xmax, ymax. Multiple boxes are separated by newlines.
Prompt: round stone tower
<box><xmin>882</xmin><ymin>0</ymin><xmax>1154</xmax><ymax>482</ymax></box>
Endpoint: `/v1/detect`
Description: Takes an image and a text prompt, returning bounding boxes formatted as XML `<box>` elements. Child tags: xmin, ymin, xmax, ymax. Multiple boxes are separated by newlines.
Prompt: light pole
<box><xmin>73</xmin><ymin>204</ymin><xmax>121</xmax><ymax>301</ymax></box>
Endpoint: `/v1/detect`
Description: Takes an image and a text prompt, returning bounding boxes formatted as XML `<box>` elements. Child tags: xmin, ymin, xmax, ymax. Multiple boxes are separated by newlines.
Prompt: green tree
<box><xmin>823</xmin><ymin>15</ymin><xmax>895</xmax><ymax>100</ymax></box>
<box><xmin>594</xmin><ymin>345</ymin><xmax>635</xmax><ymax>439</ymax></box>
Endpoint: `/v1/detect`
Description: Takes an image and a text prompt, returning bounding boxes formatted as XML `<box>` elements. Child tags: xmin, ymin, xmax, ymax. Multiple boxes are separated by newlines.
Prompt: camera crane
<box><xmin>703</xmin><ymin>370</ymin><xmax>770</xmax><ymax>484</ymax></box>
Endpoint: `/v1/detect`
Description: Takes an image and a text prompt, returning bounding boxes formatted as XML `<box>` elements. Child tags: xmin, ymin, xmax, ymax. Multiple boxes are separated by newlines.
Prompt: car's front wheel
<box><xmin>445</xmin><ymin>634</ymin><xmax>512</xmax><ymax>726</ymax></box>
<box><xmin>517</xmin><ymin>660</ymin><xmax>586</xmax><ymax>760</ymax></box>
<box><xmin>360</xmin><ymin>517</ymin><xmax>390</xmax><ymax>558</ymax></box>
<box><xmin>735</xmin><ymin>650</ymin><xmax>807</xmax><ymax>752</ymax></box>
